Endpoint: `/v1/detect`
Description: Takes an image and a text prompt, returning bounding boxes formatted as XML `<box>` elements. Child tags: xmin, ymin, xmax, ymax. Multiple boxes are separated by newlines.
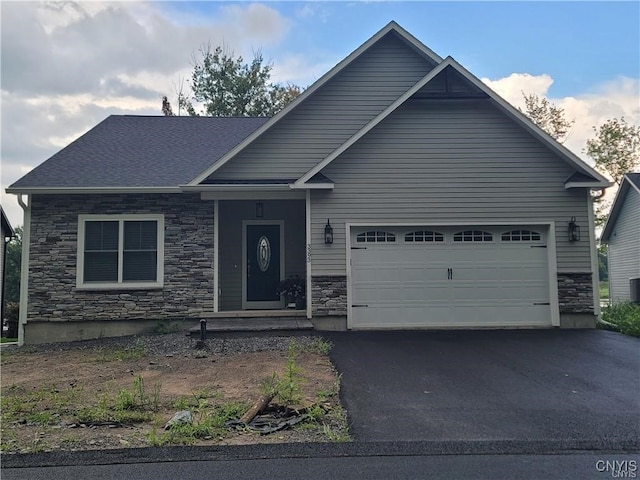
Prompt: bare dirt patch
<box><xmin>0</xmin><ymin>333</ymin><xmax>348</xmax><ymax>454</ymax></box>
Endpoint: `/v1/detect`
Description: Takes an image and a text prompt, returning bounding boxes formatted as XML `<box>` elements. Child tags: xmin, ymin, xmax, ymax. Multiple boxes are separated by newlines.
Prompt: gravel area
<box><xmin>4</xmin><ymin>332</ymin><xmax>324</xmax><ymax>358</ymax></box>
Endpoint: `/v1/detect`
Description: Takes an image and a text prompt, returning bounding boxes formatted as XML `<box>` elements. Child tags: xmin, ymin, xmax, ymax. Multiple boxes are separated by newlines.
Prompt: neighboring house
<box><xmin>7</xmin><ymin>22</ymin><xmax>611</xmax><ymax>344</ymax></box>
<box><xmin>600</xmin><ymin>173</ymin><xmax>640</xmax><ymax>303</ymax></box>
<box><xmin>1</xmin><ymin>206</ymin><xmax>16</xmax><ymax>327</ymax></box>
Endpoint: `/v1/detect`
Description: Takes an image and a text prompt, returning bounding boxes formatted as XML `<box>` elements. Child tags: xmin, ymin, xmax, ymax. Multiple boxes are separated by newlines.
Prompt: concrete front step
<box><xmin>188</xmin><ymin>316</ymin><xmax>313</xmax><ymax>336</ymax></box>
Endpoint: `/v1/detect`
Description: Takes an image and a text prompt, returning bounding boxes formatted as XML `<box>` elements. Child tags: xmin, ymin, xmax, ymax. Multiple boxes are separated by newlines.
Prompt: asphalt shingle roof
<box><xmin>627</xmin><ymin>172</ymin><xmax>640</xmax><ymax>189</ymax></box>
<box><xmin>9</xmin><ymin>115</ymin><xmax>269</xmax><ymax>189</ymax></box>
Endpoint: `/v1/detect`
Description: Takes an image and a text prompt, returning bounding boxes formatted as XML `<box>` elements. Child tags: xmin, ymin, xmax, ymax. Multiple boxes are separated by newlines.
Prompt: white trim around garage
<box><xmin>345</xmin><ymin>221</ymin><xmax>560</xmax><ymax>330</ymax></box>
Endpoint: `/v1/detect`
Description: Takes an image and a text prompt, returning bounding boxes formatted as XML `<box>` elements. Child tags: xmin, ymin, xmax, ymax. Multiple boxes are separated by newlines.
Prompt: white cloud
<box><xmin>482</xmin><ymin>73</ymin><xmax>640</xmax><ymax>163</ymax></box>
<box><xmin>0</xmin><ymin>2</ymin><xmax>291</xmax><ymax>227</ymax></box>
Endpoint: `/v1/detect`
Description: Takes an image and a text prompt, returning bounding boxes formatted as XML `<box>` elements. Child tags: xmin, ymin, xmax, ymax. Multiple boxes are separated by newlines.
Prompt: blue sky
<box><xmin>157</xmin><ymin>1</ymin><xmax>640</xmax><ymax>96</ymax></box>
<box><xmin>1</xmin><ymin>1</ymin><xmax>639</xmax><ymax>226</ymax></box>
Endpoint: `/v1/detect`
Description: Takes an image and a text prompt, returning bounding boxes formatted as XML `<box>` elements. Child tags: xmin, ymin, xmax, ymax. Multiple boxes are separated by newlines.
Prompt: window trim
<box><xmin>453</xmin><ymin>230</ymin><xmax>493</xmax><ymax>242</ymax></box>
<box><xmin>77</xmin><ymin>214</ymin><xmax>164</xmax><ymax>290</ymax></box>
<box><xmin>500</xmin><ymin>229</ymin><xmax>542</xmax><ymax>242</ymax></box>
<box><xmin>356</xmin><ymin>231</ymin><xmax>396</xmax><ymax>243</ymax></box>
<box><xmin>404</xmin><ymin>230</ymin><xmax>445</xmax><ymax>243</ymax></box>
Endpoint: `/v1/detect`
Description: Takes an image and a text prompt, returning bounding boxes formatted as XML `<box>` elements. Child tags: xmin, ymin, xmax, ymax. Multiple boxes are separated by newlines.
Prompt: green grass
<box><xmin>95</xmin><ymin>341</ymin><xmax>147</xmax><ymax>362</ymax></box>
<box><xmin>600</xmin><ymin>302</ymin><xmax>640</xmax><ymax>337</ymax></box>
<box><xmin>146</xmin><ymin>400</ymin><xmax>249</xmax><ymax>446</ymax></box>
<box><xmin>599</xmin><ymin>281</ymin><xmax>609</xmax><ymax>300</ymax></box>
<box><xmin>1</xmin><ymin>337</ymin><xmax>18</xmax><ymax>344</ymax></box>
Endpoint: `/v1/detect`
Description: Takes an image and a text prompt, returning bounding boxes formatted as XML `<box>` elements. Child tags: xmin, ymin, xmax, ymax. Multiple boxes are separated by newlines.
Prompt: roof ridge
<box><xmin>186</xmin><ymin>21</ymin><xmax>443</xmax><ymax>186</ymax></box>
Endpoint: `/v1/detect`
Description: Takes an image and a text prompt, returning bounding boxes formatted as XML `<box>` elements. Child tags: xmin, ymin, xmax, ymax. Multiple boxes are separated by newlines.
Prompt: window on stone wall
<box><xmin>77</xmin><ymin>214</ymin><xmax>164</xmax><ymax>289</ymax></box>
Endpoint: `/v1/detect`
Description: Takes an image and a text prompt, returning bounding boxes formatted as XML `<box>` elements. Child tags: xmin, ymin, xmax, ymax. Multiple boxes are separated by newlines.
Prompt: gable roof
<box><xmin>293</xmin><ymin>56</ymin><xmax>611</xmax><ymax>188</ymax></box>
<box><xmin>1</xmin><ymin>206</ymin><xmax>15</xmax><ymax>238</ymax></box>
<box><xmin>188</xmin><ymin>21</ymin><xmax>443</xmax><ymax>186</ymax></box>
<box><xmin>7</xmin><ymin>116</ymin><xmax>268</xmax><ymax>193</ymax></box>
<box><xmin>601</xmin><ymin>173</ymin><xmax>640</xmax><ymax>242</ymax></box>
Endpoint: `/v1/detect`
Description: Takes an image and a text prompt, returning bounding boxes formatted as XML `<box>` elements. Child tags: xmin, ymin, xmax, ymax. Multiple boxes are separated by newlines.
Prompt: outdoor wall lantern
<box><xmin>256</xmin><ymin>202</ymin><xmax>264</xmax><ymax>218</ymax></box>
<box><xmin>568</xmin><ymin>216</ymin><xmax>581</xmax><ymax>242</ymax></box>
<box><xmin>324</xmin><ymin>219</ymin><xmax>334</xmax><ymax>245</ymax></box>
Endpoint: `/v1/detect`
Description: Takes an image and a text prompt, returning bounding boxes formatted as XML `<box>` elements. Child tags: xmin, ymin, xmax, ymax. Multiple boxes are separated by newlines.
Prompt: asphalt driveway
<box><xmin>321</xmin><ymin>329</ymin><xmax>640</xmax><ymax>446</ymax></box>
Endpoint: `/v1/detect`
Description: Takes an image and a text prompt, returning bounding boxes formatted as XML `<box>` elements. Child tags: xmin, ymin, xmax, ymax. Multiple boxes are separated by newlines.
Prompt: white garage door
<box><xmin>350</xmin><ymin>226</ymin><xmax>551</xmax><ymax>328</ymax></box>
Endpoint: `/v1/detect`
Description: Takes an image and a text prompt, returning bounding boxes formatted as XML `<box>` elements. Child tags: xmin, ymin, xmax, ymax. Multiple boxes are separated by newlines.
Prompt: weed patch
<box><xmin>600</xmin><ymin>302</ymin><xmax>640</xmax><ymax>337</ymax></box>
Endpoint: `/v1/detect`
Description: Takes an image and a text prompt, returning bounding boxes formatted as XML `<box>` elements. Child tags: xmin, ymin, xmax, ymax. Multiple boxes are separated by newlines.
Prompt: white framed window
<box><xmin>356</xmin><ymin>231</ymin><xmax>396</xmax><ymax>243</ymax></box>
<box><xmin>453</xmin><ymin>230</ymin><xmax>493</xmax><ymax>242</ymax></box>
<box><xmin>405</xmin><ymin>230</ymin><xmax>444</xmax><ymax>242</ymax></box>
<box><xmin>77</xmin><ymin>214</ymin><xmax>164</xmax><ymax>289</ymax></box>
<box><xmin>501</xmin><ymin>229</ymin><xmax>541</xmax><ymax>241</ymax></box>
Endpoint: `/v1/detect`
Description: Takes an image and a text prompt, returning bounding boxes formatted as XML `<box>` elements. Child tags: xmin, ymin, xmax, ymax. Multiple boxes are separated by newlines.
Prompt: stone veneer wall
<box><xmin>312</xmin><ymin>273</ymin><xmax>595</xmax><ymax>318</ymax></box>
<box><xmin>27</xmin><ymin>194</ymin><xmax>214</xmax><ymax>322</ymax></box>
<box><xmin>311</xmin><ymin>276</ymin><xmax>347</xmax><ymax>316</ymax></box>
<box><xmin>557</xmin><ymin>273</ymin><xmax>594</xmax><ymax>313</ymax></box>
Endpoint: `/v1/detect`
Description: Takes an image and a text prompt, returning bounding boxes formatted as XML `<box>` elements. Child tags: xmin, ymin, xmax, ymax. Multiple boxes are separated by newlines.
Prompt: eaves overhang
<box><xmin>5</xmin><ymin>186</ymin><xmax>182</xmax><ymax>195</ymax></box>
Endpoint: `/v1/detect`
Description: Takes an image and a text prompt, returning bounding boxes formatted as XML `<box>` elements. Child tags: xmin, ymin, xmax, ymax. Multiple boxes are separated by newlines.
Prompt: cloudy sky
<box><xmin>1</xmin><ymin>1</ymin><xmax>639</xmax><ymax>227</ymax></box>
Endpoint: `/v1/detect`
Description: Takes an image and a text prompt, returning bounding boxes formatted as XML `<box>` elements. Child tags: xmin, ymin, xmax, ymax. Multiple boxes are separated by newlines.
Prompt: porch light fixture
<box><xmin>324</xmin><ymin>219</ymin><xmax>334</xmax><ymax>245</ymax></box>
<box><xmin>568</xmin><ymin>216</ymin><xmax>580</xmax><ymax>242</ymax></box>
<box><xmin>256</xmin><ymin>202</ymin><xmax>264</xmax><ymax>218</ymax></box>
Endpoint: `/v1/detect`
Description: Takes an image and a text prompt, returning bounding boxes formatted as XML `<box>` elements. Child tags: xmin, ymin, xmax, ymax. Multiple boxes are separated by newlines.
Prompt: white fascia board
<box><xmin>294</xmin><ymin>59</ymin><xmax>453</xmax><ymax>187</ymax></box>
<box><xmin>181</xmin><ymin>184</ymin><xmax>293</xmax><ymax>192</ymax></box>
<box><xmin>288</xmin><ymin>183</ymin><xmax>334</xmax><ymax>190</ymax></box>
<box><xmin>6</xmin><ymin>186</ymin><xmax>181</xmax><ymax>195</ymax></box>
<box><xmin>565</xmin><ymin>181</ymin><xmax>612</xmax><ymax>189</ymax></box>
<box><xmin>443</xmin><ymin>58</ymin><xmax>611</xmax><ymax>185</ymax></box>
<box><xmin>187</xmin><ymin>21</ymin><xmax>443</xmax><ymax>187</ymax></box>
<box><xmin>200</xmin><ymin>191</ymin><xmax>305</xmax><ymax>200</ymax></box>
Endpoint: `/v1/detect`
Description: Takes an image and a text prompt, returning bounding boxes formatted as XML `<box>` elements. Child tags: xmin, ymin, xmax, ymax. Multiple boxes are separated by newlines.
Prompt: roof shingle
<box><xmin>9</xmin><ymin>115</ymin><xmax>268</xmax><ymax>189</ymax></box>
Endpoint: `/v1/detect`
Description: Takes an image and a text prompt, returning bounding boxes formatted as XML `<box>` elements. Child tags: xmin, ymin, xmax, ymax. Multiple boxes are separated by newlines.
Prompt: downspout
<box><xmin>17</xmin><ymin>195</ymin><xmax>30</xmax><ymax>346</ymax></box>
<box><xmin>588</xmin><ymin>188</ymin><xmax>606</xmax><ymax>319</ymax></box>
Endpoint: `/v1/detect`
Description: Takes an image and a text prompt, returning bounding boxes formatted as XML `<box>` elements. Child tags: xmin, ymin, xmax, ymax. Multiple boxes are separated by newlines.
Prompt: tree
<box><xmin>4</xmin><ymin>226</ymin><xmax>21</xmax><ymax>303</ymax></box>
<box><xmin>586</xmin><ymin>117</ymin><xmax>640</xmax><ymax>186</ymax></box>
<box><xmin>164</xmin><ymin>44</ymin><xmax>301</xmax><ymax>117</ymax></box>
<box><xmin>520</xmin><ymin>92</ymin><xmax>574</xmax><ymax>143</ymax></box>
<box><xmin>586</xmin><ymin>117</ymin><xmax>640</xmax><ymax>228</ymax></box>
<box><xmin>161</xmin><ymin>96</ymin><xmax>174</xmax><ymax>116</ymax></box>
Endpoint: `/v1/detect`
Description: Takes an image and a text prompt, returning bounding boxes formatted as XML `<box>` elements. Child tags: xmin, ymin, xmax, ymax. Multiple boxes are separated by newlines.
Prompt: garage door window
<box><xmin>453</xmin><ymin>230</ymin><xmax>493</xmax><ymax>242</ymax></box>
<box><xmin>405</xmin><ymin>231</ymin><xmax>444</xmax><ymax>242</ymax></box>
<box><xmin>501</xmin><ymin>230</ymin><xmax>541</xmax><ymax>241</ymax></box>
<box><xmin>356</xmin><ymin>231</ymin><xmax>396</xmax><ymax>243</ymax></box>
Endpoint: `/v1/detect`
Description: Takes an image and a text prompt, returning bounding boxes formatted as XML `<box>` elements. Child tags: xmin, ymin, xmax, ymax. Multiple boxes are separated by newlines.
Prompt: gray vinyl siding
<box><xmin>310</xmin><ymin>98</ymin><xmax>592</xmax><ymax>275</ymax></box>
<box><xmin>210</xmin><ymin>32</ymin><xmax>434</xmax><ymax>181</ymax></box>
<box><xmin>218</xmin><ymin>200</ymin><xmax>305</xmax><ymax>311</ymax></box>
<box><xmin>608</xmin><ymin>187</ymin><xmax>640</xmax><ymax>303</ymax></box>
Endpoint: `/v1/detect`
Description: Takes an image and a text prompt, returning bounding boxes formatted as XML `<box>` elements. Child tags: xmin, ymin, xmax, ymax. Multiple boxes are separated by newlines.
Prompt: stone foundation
<box><xmin>311</xmin><ymin>276</ymin><xmax>347</xmax><ymax>316</ymax></box>
<box><xmin>26</xmin><ymin>193</ymin><xmax>215</xmax><ymax>343</ymax></box>
<box><xmin>557</xmin><ymin>273</ymin><xmax>594</xmax><ymax>314</ymax></box>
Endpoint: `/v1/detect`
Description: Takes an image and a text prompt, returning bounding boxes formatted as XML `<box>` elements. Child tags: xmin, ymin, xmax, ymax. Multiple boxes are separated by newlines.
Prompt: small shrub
<box><xmin>154</xmin><ymin>320</ymin><xmax>183</xmax><ymax>335</ymax></box>
<box><xmin>601</xmin><ymin>302</ymin><xmax>640</xmax><ymax>337</ymax></box>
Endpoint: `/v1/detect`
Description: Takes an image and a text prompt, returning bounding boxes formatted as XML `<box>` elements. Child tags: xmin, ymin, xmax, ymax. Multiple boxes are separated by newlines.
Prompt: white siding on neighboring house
<box><xmin>210</xmin><ymin>32</ymin><xmax>434</xmax><ymax>181</ymax></box>
<box><xmin>310</xmin><ymin>99</ymin><xmax>591</xmax><ymax>275</ymax></box>
<box><xmin>608</xmin><ymin>187</ymin><xmax>640</xmax><ymax>303</ymax></box>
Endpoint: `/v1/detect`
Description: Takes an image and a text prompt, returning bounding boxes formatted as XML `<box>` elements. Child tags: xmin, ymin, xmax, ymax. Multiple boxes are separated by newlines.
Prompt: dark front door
<box><xmin>245</xmin><ymin>224</ymin><xmax>282</xmax><ymax>308</ymax></box>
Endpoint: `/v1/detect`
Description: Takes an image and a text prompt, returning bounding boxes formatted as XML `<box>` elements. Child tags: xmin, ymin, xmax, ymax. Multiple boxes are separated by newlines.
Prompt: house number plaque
<box><xmin>257</xmin><ymin>236</ymin><xmax>271</xmax><ymax>272</ymax></box>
